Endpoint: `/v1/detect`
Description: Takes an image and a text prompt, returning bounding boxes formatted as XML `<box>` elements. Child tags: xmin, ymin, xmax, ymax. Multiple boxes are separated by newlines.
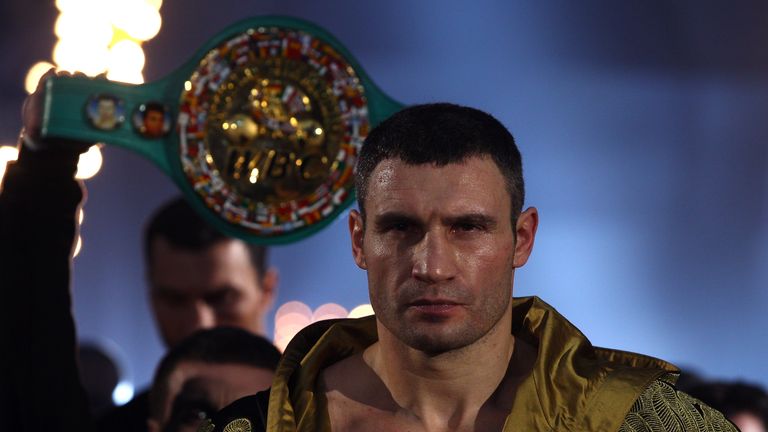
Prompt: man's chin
<box><xmin>400</xmin><ymin>328</ymin><xmax>476</xmax><ymax>356</ymax></box>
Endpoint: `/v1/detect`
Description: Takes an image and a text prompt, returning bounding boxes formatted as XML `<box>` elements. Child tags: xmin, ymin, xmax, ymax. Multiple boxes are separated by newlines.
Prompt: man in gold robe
<box><xmin>207</xmin><ymin>103</ymin><xmax>737</xmax><ymax>432</ymax></box>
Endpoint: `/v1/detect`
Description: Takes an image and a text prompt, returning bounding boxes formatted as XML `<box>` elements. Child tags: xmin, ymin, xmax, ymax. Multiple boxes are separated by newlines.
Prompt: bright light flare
<box><xmin>0</xmin><ymin>146</ymin><xmax>19</xmax><ymax>183</ymax></box>
<box><xmin>111</xmin><ymin>2</ymin><xmax>162</xmax><ymax>41</ymax></box>
<box><xmin>53</xmin><ymin>40</ymin><xmax>109</xmax><ymax>76</ymax></box>
<box><xmin>76</xmin><ymin>145</ymin><xmax>103</xmax><ymax>179</ymax></box>
<box><xmin>348</xmin><ymin>304</ymin><xmax>374</xmax><ymax>318</ymax></box>
<box><xmin>55</xmin><ymin>13</ymin><xmax>113</xmax><ymax>47</ymax></box>
<box><xmin>106</xmin><ymin>40</ymin><xmax>145</xmax><ymax>83</ymax></box>
<box><xmin>25</xmin><ymin>62</ymin><xmax>56</xmax><ymax>94</ymax></box>
<box><xmin>56</xmin><ymin>0</ymin><xmax>103</xmax><ymax>13</ymax></box>
<box><xmin>72</xmin><ymin>235</ymin><xmax>83</xmax><ymax>257</ymax></box>
<box><xmin>145</xmin><ymin>0</ymin><xmax>163</xmax><ymax>10</ymax></box>
<box><xmin>112</xmin><ymin>381</ymin><xmax>134</xmax><ymax>405</ymax></box>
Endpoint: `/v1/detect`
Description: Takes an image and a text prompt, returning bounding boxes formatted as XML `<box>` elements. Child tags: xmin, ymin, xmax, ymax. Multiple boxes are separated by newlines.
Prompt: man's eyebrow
<box><xmin>373</xmin><ymin>212</ymin><xmax>420</xmax><ymax>227</ymax></box>
<box><xmin>202</xmin><ymin>286</ymin><xmax>237</xmax><ymax>302</ymax></box>
<box><xmin>444</xmin><ymin>213</ymin><xmax>498</xmax><ymax>228</ymax></box>
<box><xmin>153</xmin><ymin>285</ymin><xmax>188</xmax><ymax>298</ymax></box>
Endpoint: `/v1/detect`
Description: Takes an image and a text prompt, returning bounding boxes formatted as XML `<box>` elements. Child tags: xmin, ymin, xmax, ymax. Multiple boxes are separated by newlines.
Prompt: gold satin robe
<box><xmin>211</xmin><ymin>296</ymin><xmax>737</xmax><ymax>432</ymax></box>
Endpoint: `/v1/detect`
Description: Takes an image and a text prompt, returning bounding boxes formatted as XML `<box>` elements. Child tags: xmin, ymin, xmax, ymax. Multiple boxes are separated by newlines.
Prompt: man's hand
<box><xmin>20</xmin><ymin>69</ymin><xmax>93</xmax><ymax>154</ymax></box>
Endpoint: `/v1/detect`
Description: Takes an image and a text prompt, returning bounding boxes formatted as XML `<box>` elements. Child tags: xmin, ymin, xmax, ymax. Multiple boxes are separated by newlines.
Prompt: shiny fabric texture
<box><xmin>261</xmin><ymin>296</ymin><xmax>733</xmax><ymax>431</ymax></box>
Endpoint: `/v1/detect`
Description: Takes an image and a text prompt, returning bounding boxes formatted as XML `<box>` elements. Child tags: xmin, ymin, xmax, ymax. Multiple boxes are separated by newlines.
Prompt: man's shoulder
<box><xmin>619</xmin><ymin>376</ymin><xmax>738</xmax><ymax>432</ymax></box>
<box><xmin>202</xmin><ymin>390</ymin><xmax>270</xmax><ymax>432</ymax></box>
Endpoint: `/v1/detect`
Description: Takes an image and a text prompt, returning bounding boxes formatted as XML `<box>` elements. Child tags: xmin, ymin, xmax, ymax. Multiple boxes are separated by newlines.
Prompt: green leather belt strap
<box><xmin>40</xmin><ymin>16</ymin><xmax>404</xmax><ymax>244</ymax></box>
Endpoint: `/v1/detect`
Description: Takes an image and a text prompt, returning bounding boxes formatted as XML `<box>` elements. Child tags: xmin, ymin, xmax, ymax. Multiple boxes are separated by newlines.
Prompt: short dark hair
<box><xmin>144</xmin><ymin>102</ymin><xmax>165</xmax><ymax>116</ymax></box>
<box><xmin>143</xmin><ymin>197</ymin><xmax>268</xmax><ymax>279</ymax></box>
<box><xmin>148</xmin><ymin>327</ymin><xmax>281</xmax><ymax>420</ymax></box>
<box><xmin>355</xmin><ymin>103</ymin><xmax>524</xmax><ymax>220</ymax></box>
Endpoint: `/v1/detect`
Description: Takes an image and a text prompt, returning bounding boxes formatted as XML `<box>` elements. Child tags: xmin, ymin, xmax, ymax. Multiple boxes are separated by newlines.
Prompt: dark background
<box><xmin>1</xmin><ymin>0</ymin><xmax>766</xmax><ymax>393</ymax></box>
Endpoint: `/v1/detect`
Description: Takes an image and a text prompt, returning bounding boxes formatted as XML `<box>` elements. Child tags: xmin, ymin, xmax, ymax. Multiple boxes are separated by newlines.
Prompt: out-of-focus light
<box><xmin>348</xmin><ymin>304</ymin><xmax>374</xmax><ymax>318</ymax></box>
<box><xmin>111</xmin><ymin>2</ymin><xmax>162</xmax><ymax>41</ymax></box>
<box><xmin>53</xmin><ymin>40</ymin><xmax>109</xmax><ymax>76</ymax></box>
<box><xmin>274</xmin><ymin>318</ymin><xmax>310</xmax><ymax>351</ymax></box>
<box><xmin>106</xmin><ymin>40</ymin><xmax>145</xmax><ymax>84</ymax></box>
<box><xmin>312</xmin><ymin>303</ymin><xmax>348</xmax><ymax>322</ymax></box>
<box><xmin>51</xmin><ymin>0</ymin><xmax>161</xmax><ymax>84</ymax></box>
<box><xmin>274</xmin><ymin>316</ymin><xmax>311</xmax><ymax>352</ymax></box>
<box><xmin>79</xmin><ymin>208</ymin><xmax>85</xmax><ymax>225</ymax></box>
<box><xmin>55</xmin><ymin>0</ymin><xmax>102</xmax><ymax>13</ymax></box>
<box><xmin>145</xmin><ymin>0</ymin><xmax>163</xmax><ymax>11</ymax></box>
<box><xmin>275</xmin><ymin>301</ymin><xmax>314</xmax><ymax>320</ymax></box>
<box><xmin>112</xmin><ymin>381</ymin><xmax>134</xmax><ymax>405</ymax></box>
<box><xmin>25</xmin><ymin>62</ymin><xmax>56</xmax><ymax>94</ymax></box>
<box><xmin>106</xmin><ymin>69</ymin><xmax>144</xmax><ymax>85</ymax></box>
<box><xmin>274</xmin><ymin>301</ymin><xmax>313</xmax><ymax>351</ymax></box>
<box><xmin>72</xmin><ymin>235</ymin><xmax>83</xmax><ymax>257</ymax></box>
<box><xmin>273</xmin><ymin>336</ymin><xmax>290</xmax><ymax>353</ymax></box>
<box><xmin>273</xmin><ymin>301</ymin><xmax>359</xmax><ymax>351</ymax></box>
<box><xmin>76</xmin><ymin>145</ymin><xmax>103</xmax><ymax>179</ymax></box>
<box><xmin>55</xmin><ymin>13</ymin><xmax>113</xmax><ymax>47</ymax></box>
<box><xmin>109</xmin><ymin>40</ymin><xmax>145</xmax><ymax>68</ymax></box>
<box><xmin>0</xmin><ymin>146</ymin><xmax>19</xmax><ymax>183</ymax></box>
<box><xmin>274</xmin><ymin>302</ymin><xmax>313</xmax><ymax>338</ymax></box>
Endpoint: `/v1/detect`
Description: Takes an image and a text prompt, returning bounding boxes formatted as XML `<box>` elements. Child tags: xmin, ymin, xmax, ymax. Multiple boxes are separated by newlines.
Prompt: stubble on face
<box><xmin>356</xmin><ymin>157</ymin><xmax>517</xmax><ymax>356</ymax></box>
<box><xmin>372</xmin><ymin>272</ymin><xmax>513</xmax><ymax>356</ymax></box>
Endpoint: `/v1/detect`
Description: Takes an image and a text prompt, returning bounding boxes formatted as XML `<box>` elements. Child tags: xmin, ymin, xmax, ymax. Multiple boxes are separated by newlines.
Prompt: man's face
<box><xmin>148</xmin><ymin>239</ymin><xmax>275</xmax><ymax>347</ymax></box>
<box><xmin>144</xmin><ymin>109</ymin><xmax>165</xmax><ymax>137</ymax></box>
<box><xmin>151</xmin><ymin>361</ymin><xmax>274</xmax><ymax>432</ymax></box>
<box><xmin>96</xmin><ymin>99</ymin><xmax>116</xmax><ymax>127</ymax></box>
<box><xmin>349</xmin><ymin>156</ymin><xmax>537</xmax><ymax>354</ymax></box>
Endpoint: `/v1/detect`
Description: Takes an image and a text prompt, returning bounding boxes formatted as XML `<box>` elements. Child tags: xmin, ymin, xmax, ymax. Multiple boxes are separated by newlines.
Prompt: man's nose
<box><xmin>411</xmin><ymin>231</ymin><xmax>457</xmax><ymax>283</ymax></box>
<box><xmin>190</xmin><ymin>301</ymin><xmax>216</xmax><ymax>330</ymax></box>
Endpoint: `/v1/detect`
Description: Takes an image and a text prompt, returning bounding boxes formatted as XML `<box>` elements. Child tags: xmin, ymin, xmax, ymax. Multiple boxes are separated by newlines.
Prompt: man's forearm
<box><xmin>0</xmin><ymin>142</ymin><xmax>94</xmax><ymax>431</ymax></box>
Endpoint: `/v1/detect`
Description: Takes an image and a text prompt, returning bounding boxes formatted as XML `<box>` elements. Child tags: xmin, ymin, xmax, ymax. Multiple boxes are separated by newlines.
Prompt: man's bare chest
<box><xmin>325</xmin><ymin>392</ymin><xmax>509</xmax><ymax>432</ymax></box>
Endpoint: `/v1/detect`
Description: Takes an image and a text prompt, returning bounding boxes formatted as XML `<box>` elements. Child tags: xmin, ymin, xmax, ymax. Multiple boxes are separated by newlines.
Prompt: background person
<box><xmin>148</xmin><ymin>327</ymin><xmax>280</xmax><ymax>432</ymax></box>
<box><xmin>99</xmin><ymin>195</ymin><xmax>278</xmax><ymax>431</ymax></box>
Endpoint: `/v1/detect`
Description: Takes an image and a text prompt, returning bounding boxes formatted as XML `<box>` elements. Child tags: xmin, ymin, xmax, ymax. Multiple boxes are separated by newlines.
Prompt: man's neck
<box><xmin>363</xmin><ymin>315</ymin><xmax>516</xmax><ymax>431</ymax></box>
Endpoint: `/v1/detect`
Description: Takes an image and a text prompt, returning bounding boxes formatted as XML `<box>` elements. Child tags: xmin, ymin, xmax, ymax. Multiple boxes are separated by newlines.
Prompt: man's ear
<box><xmin>513</xmin><ymin>207</ymin><xmax>539</xmax><ymax>268</ymax></box>
<box><xmin>349</xmin><ymin>209</ymin><xmax>367</xmax><ymax>269</ymax></box>
<box><xmin>260</xmin><ymin>267</ymin><xmax>279</xmax><ymax>308</ymax></box>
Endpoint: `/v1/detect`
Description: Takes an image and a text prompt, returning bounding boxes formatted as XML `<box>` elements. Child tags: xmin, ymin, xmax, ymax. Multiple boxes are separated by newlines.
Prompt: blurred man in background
<box><xmin>99</xmin><ymin>195</ymin><xmax>278</xmax><ymax>431</ymax></box>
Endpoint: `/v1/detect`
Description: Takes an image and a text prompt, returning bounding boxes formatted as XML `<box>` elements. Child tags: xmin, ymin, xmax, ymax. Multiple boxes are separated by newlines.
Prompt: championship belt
<box><xmin>40</xmin><ymin>16</ymin><xmax>404</xmax><ymax>244</ymax></box>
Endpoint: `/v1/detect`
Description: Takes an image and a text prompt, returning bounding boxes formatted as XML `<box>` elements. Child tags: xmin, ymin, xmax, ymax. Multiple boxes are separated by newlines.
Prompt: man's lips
<box><xmin>407</xmin><ymin>299</ymin><xmax>463</xmax><ymax>314</ymax></box>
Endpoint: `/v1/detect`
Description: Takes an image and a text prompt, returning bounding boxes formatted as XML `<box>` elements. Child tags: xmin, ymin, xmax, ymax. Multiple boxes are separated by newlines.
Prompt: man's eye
<box><xmin>378</xmin><ymin>222</ymin><xmax>411</xmax><ymax>233</ymax></box>
<box><xmin>158</xmin><ymin>292</ymin><xmax>186</xmax><ymax>307</ymax></box>
<box><xmin>454</xmin><ymin>223</ymin><xmax>482</xmax><ymax>232</ymax></box>
<box><xmin>206</xmin><ymin>289</ymin><xmax>238</xmax><ymax>307</ymax></box>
